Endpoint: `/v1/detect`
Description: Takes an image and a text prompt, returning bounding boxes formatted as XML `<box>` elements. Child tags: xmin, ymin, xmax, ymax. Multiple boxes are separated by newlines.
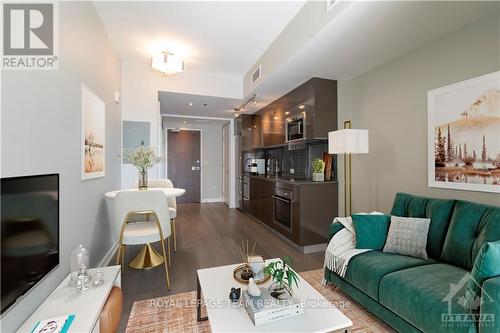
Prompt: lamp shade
<box><xmin>328</xmin><ymin>129</ymin><xmax>369</xmax><ymax>154</ymax></box>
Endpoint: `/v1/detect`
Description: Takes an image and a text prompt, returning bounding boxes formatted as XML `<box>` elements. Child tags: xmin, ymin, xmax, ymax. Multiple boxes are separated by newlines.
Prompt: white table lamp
<box><xmin>328</xmin><ymin>121</ymin><xmax>369</xmax><ymax>216</ymax></box>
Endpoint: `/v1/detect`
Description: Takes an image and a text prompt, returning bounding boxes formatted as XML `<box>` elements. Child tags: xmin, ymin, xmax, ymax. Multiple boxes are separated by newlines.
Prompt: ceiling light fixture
<box><xmin>233</xmin><ymin>94</ymin><xmax>257</xmax><ymax>116</ymax></box>
<box><xmin>151</xmin><ymin>51</ymin><xmax>184</xmax><ymax>75</ymax></box>
<box><xmin>188</xmin><ymin>102</ymin><xmax>193</xmax><ymax>107</ymax></box>
<box><xmin>299</xmin><ymin>105</ymin><xmax>305</xmax><ymax>110</ymax></box>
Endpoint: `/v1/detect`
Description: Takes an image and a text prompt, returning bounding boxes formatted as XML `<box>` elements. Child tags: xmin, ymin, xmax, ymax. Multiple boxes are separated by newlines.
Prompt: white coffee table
<box><xmin>196</xmin><ymin>259</ymin><xmax>353</xmax><ymax>333</ymax></box>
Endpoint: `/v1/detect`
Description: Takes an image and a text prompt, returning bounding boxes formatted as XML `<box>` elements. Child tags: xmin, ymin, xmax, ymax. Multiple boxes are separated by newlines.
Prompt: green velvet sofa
<box><xmin>324</xmin><ymin>192</ymin><xmax>500</xmax><ymax>333</ymax></box>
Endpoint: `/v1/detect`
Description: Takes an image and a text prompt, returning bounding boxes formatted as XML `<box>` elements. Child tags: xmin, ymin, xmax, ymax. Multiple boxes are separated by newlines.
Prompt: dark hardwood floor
<box><xmin>113</xmin><ymin>203</ymin><xmax>324</xmax><ymax>332</ymax></box>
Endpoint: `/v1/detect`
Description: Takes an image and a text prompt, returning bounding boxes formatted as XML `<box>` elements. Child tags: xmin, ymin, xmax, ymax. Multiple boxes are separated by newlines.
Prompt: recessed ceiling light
<box><xmin>298</xmin><ymin>105</ymin><xmax>305</xmax><ymax>109</ymax></box>
<box><xmin>183</xmin><ymin>121</ymin><xmax>186</xmax><ymax>123</ymax></box>
<box><xmin>285</xmin><ymin>111</ymin><xmax>290</xmax><ymax>115</ymax></box>
<box><xmin>188</xmin><ymin>102</ymin><xmax>193</xmax><ymax>107</ymax></box>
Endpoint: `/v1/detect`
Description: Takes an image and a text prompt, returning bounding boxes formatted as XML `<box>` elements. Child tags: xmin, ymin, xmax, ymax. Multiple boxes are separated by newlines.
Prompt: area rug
<box><xmin>126</xmin><ymin>269</ymin><xmax>395</xmax><ymax>333</ymax></box>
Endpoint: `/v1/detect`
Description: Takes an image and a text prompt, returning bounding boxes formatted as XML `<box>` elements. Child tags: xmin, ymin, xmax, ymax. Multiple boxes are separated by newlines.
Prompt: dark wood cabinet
<box><xmin>259</xmin><ymin>179</ymin><xmax>274</xmax><ymax>225</ymax></box>
<box><xmin>247</xmin><ymin>177</ymin><xmax>260</xmax><ymax>218</ymax></box>
<box><xmin>241</xmin><ymin>114</ymin><xmax>262</xmax><ymax>151</ymax></box>
<box><xmin>252</xmin><ymin>77</ymin><xmax>337</xmax><ymax>149</ymax></box>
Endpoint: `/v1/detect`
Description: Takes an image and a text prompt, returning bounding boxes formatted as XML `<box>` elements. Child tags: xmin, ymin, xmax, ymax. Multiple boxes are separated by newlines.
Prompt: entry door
<box><xmin>222</xmin><ymin>123</ymin><xmax>230</xmax><ymax>206</ymax></box>
<box><xmin>167</xmin><ymin>129</ymin><xmax>201</xmax><ymax>203</ymax></box>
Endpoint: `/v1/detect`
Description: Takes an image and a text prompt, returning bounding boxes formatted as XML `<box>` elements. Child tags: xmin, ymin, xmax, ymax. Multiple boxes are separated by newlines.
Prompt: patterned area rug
<box><xmin>126</xmin><ymin>269</ymin><xmax>395</xmax><ymax>333</ymax></box>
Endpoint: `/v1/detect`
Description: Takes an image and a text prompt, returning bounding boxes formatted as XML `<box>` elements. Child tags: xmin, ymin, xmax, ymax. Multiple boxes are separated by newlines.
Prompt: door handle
<box><xmin>272</xmin><ymin>195</ymin><xmax>290</xmax><ymax>203</ymax></box>
<box><xmin>192</xmin><ymin>166</ymin><xmax>200</xmax><ymax>171</ymax></box>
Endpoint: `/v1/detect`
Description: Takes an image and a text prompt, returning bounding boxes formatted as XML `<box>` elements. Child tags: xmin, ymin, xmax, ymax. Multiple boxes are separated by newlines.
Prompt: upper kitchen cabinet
<box><xmin>258</xmin><ymin>78</ymin><xmax>337</xmax><ymax>148</ymax></box>
<box><xmin>260</xmin><ymin>106</ymin><xmax>286</xmax><ymax>147</ymax></box>
<box><xmin>309</xmin><ymin>78</ymin><xmax>338</xmax><ymax>139</ymax></box>
<box><xmin>241</xmin><ymin>114</ymin><xmax>262</xmax><ymax>151</ymax></box>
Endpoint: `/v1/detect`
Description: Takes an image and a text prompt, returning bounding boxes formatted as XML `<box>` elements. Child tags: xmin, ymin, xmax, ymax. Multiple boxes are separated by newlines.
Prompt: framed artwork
<box><xmin>81</xmin><ymin>84</ymin><xmax>105</xmax><ymax>180</ymax></box>
<box><xmin>428</xmin><ymin>71</ymin><xmax>500</xmax><ymax>193</ymax></box>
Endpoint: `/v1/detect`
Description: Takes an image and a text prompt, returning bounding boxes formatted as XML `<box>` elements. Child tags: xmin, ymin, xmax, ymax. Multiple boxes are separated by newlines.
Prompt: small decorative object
<box><xmin>81</xmin><ymin>84</ymin><xmax>105</xmax><ymax>180</ymax></box>
<box><xmin>77</xmin><ymin>265</ymin><xmax>91</xmax><ymax>293</ymax></box>
<box><xmin>247</xmin><ymin>278</ymin><xmax>262</xmax><ymax>297</ymax></box>
<box><xmin>229</xmin><ymin>287</ymin><xmax>241</xmax><ymax>302</ymax></box>
<box><xmin>428</xmin><ymin>71</ymin><xmax>500</xmax><ymax>193</ymax></box>
<box><xmin>312</xmin><ymin>158</ymin><xmax>325</xmax><ymax>182</ymax></box>
<box><xmin>233</xmin><ymin>264</ymin><xmax>270</xmax><ymax>285</ymax></box>
<box><xmin>123</xmin><ymin>146</ymin><xmax>162</xmax><ymax>190</ymax></box>
<box><xmin>237</xmin><ymin>240</ymin><xmax>256</xmax><ymax>280</ymax></box>
<box><xmin>69</xmin><ymin>244</ymin><xmax>89</xmax><ymax>287</ymax></box>
<box><xmin>93</xmin><ymin>271</ymin><xmax>104</xmax><ymax>287</ymax></box>
<box><xmin>264</xmin><ymin>256</ymin><xmax>300</xmax><ymax>300</ymax></box>
<box><xmin>248</xmin><ymin>255</ymin><xmax>265</xmax><ymax>280</ymax></box>
<box><xmin>323</xmin><ymin>152</ymin><xmax>333</xmax><ymax>181</ymax></box>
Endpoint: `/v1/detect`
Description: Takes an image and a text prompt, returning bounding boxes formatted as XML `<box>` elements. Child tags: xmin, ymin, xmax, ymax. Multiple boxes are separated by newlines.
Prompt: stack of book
<box><xmin>31</xmin><ymin>314</ymin><xmax>75</xmax><ymax>333</ymax></box>
<box><xmin>242</xmin><ymin>287</ymin><xmax>303</xmax><ymax>326</ymax></box>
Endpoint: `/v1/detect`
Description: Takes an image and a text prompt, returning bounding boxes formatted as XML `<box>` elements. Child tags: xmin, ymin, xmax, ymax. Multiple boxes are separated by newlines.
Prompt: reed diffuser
<box><xmin>239</xmin><ymin>240</ymin><xmax>256</xmax><ymax>280</ymax></box>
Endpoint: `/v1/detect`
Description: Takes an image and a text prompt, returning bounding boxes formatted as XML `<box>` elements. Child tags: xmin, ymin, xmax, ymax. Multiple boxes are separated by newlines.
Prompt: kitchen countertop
<box><xmin>244</xmin><ymin>174</ymin><xmax>337</xmax><ymax>185</ymax></box>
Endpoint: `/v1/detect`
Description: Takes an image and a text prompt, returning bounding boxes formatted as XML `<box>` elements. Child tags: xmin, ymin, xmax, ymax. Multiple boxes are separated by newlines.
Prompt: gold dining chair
<box><xmin>113</xmin><ymin>190</ymin><xmax>172</xmax><ymax>289</ymax></box>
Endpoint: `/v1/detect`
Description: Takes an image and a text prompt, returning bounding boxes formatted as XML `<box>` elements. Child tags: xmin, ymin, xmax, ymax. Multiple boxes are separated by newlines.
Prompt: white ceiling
<box><xmin>158</xmin><ymin>91</ymin><xmax>242</xmax><ymax>118</ymax></box>
<box><xmin>96</xmin><ymin>1</ymin><xmax>499</xmax><ymax>118</ymax></box>
<box><xmin>94</xmin><ymin>1</ymin><xmax>306</xmax><ymax>77</ymax></box>
<box><xmin>248</xmin><ymin>1</ymin><xmax>500</xmax><ymax>111</ymax></box>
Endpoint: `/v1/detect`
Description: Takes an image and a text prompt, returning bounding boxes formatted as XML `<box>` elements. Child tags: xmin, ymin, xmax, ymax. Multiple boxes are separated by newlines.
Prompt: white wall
<box><xmin>1</xmin><ymin>2</ymin><xmax>121</xmax><ymax>331</ymax></box>
<box><xmin>162</xmin><ymin>118</ymin><xmax>228</xmax><ymax>201</ymax></box>
<box><xmin>337</xmin><ymin>13</ymin><xmax>500</xmax><ymax>215</ymax></box>
<box><xmin>120</xmin><ymin>61</ymin><xmax>242</xmax><ymax>189</ymax></box>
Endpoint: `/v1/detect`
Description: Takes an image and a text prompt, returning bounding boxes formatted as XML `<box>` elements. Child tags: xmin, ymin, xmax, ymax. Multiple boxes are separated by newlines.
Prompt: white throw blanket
<box><xmin>324</xmin><ymin>212</ymin><xmax>384</xmax><ymax>278</ymax></box>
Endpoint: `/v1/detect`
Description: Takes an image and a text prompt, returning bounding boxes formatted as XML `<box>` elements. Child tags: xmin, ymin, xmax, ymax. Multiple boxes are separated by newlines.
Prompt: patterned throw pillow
<box><xmin>383</xmin><ymin>216</ymin><xmax>431</xmax><ymax>260</ymax></box>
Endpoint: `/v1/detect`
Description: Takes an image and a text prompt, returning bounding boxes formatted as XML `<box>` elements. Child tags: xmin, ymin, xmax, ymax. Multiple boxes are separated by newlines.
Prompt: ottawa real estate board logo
<box><xmin>2</xmin><ymin>2</ymin><xmax>59</xmax><ymax>70</ymax></box>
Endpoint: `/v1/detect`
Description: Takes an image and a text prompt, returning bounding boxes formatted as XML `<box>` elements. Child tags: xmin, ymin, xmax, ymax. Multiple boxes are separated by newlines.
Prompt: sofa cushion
<box><xmin>391</xmin><ymin>192</ymin><xmax>455</xmax><ymax>259</ymax></box>
<box><xmin>383</xmin><ymin>216</ymin><xmax>431</xmax><ymax>259</ymax></box>
<box><xmin>379</xmin><ymin>264</ymin><xmax>475</xmax><ymax>333</ymax></box>
<box><xmin>344</xmin><ymin>251</ymin><xmax>433</xmax><ymax>301</ymax></box>
<box><xmin>352</xmin><ymin>214</ymin><xmax>391</xmax><ymax>250</ymax></box>
<box><xmin>464</xmin><ymin>240</ymin><xmax>500</xmax><ymax>308</ymax></box>
<box><xmin>441</xmin><ymin>201</ymin><xmax>500</xmax><ymax>270</ymax></box>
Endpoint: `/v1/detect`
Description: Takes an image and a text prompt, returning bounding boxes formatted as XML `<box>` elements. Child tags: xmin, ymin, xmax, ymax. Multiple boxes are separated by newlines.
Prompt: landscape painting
<box><xmin>428</xmin><ymin>71</ymin><xmax>500</xmax><ymax>193</ymax></box>
<box><xmin>81</xmin><ymin>85</ymin><xmax>105</xmax><ymax>180</ymax></box>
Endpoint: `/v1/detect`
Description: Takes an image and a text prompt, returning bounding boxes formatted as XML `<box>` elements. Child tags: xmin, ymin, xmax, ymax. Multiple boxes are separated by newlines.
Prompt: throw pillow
<box><xmin>351</xmin><ymin>214</ymin><xmax>391</xmax><ymax>250</ymax></box>
<box><xmin>383</xmin><ymin>216</ymin><xmax>431</xmax><ymax>259</ymax></box>
<box><xmin>462</xmin><ymin>240</ymin><xmax>500</xmax><ymax>309</ymax></box>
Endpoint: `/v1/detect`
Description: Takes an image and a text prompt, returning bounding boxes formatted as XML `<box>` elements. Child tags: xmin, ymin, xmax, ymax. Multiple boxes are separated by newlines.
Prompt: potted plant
<box><xmin>123</xmin><ymin>146</ymin><xmax>162</xmax><ymax>190</ymax></box>
<box><xmin>263</xmin><ymin>256</ymin><xmax>300</xmax><ymax>300</ymax></box>
<box><xmin>312</xmin><ymin>158</ymin><xmax>325</xmax><ymax>182</ymax></box>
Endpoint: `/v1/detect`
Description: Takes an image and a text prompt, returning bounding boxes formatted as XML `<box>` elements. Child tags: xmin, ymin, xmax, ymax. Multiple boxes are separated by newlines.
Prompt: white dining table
<box><xmin>104</xmin><ymin>187</ymin><xmax>186</xmax><ymax>199</ymax></box>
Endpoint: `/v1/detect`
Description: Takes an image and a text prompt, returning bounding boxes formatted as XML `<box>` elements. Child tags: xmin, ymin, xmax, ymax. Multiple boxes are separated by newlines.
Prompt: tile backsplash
<box><xmin>243</xmin><ymin>140</ymin><xmax>336</xmax><ymax>180</ymax></box>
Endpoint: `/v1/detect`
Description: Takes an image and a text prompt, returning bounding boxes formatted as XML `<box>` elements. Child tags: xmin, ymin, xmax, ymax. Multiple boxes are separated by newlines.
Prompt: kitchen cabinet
<box><xmin>260</xmin><ymin>107</ymin><xmax>286</xmax><ymax>147</ymax></box>
<box><xmin>258</xmin><ymin>179</ymin><xmax>274</xmax><ymax>225</ymax></box>
<box><xmin>241</xmin><ymin>114</ymin><xmax>262</xmax><ymax>150</ymax></box>
<box><xmin>253</xmin><ymin>77</ymin><xmax>337</xmax><ymax>149</ymax></box>
<box><xmin>247</xmin><ymin>177</ymin><xmax>260</xmax><ymax>218</ymax></box>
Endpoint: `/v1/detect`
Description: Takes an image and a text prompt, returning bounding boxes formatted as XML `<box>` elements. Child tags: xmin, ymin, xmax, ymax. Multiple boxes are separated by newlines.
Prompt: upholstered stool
<box><xmin>99</xmin><ymin>286</ymin><xmax>123</xmax><ymax>333</ymax></box>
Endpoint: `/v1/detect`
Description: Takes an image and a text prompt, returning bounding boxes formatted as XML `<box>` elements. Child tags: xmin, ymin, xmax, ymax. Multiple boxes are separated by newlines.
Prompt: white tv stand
<box><xmin>17</xmin><ymin>266</ymin><xmax>121</xmax><ymax>333</ymax></box>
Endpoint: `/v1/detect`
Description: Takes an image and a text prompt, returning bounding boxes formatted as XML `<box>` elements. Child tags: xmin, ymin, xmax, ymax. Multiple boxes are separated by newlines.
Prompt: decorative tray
<box><xmin>233</xmin><ymin>264</ymin><xmax>271</xmax><ymax>285</ymax></box>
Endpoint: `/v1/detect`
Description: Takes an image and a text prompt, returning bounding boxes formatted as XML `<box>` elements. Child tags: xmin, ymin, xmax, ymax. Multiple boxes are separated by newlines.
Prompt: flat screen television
<box><xmin>1</xmin><ymin>174</ymin><xmax>59</xmax><ymax>315</ymax></box>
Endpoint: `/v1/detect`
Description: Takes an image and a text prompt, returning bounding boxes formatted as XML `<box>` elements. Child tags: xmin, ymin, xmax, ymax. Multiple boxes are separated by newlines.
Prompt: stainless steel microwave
<box><xmin>285</xmin><ymin>112</ymin><xmax>306</xmax><ymax>142</ymax></box>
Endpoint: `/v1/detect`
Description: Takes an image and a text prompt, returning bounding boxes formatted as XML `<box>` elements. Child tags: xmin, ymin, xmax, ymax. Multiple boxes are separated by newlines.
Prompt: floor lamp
<box><xmin>328</xmin><ymin>121</ymin><xmax>369</xmax><ymax>216</ymax></box>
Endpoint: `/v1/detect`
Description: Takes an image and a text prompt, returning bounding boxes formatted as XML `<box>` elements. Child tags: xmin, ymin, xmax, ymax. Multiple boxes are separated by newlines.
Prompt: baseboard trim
<box><xmin>201</xmin><ymin>197</ymin><xmax>223</xmax><ymax>203</ymax></box>
<box><xmin>98</xmin><ymin>242</ymin><xmax>118</xmax><ymax>267</ymax></box>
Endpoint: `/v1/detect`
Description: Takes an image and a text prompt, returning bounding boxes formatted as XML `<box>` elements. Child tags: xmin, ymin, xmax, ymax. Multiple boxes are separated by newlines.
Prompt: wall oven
<box><xmin>285</xmin><ymin>112</ymin><xmax>306</xmax><ymax>142</ymax></box>
<box><xmin>273</xmin><ymin>188</ymin><xmax>292</xmax><ymax>232</ymax></box>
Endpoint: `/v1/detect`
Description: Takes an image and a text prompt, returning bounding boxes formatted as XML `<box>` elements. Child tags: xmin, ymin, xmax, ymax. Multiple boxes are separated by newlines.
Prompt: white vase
<box><xmin>312</xmin><ymin>173</ymin><xmax>324</xmax><ymax>182</ymax></box>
